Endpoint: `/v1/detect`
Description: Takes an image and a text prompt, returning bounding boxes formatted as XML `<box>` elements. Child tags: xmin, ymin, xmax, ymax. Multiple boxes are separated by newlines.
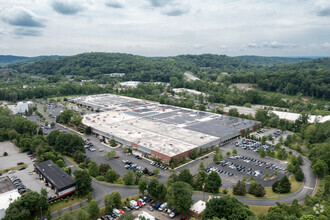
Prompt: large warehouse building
<box><xmin>70</xmin><ymin>94</ymin><xmax>260</xmax><ymax>162</ymax></box>
<box><xmin>34</xmin><ymin>160</ymin><xmax>76</xmax><ymax>197</ymax></box>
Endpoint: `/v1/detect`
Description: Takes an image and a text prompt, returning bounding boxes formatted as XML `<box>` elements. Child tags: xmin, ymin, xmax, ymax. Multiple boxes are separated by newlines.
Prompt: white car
<box><xmin>99</xmin><ymin>149</ymin><xmax>104</xmax><ymax>152</ymax></box>
<box><xmin>8</xmin><ymin>170</ymin><xmax>15</xmax><ymax>174</ymax></box>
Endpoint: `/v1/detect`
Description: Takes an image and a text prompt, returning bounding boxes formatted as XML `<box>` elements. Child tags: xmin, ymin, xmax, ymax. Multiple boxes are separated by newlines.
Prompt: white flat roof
<box><xmin>0</xmin><ymin>189</ymin><xmax>20</xmax><ymax>210</ymax></box>
<box><xmin>190</xmin><ymin>200</ymin><xmax>206</xmax><ymax>214</ymax></box>
<box><xmin>75</xmin><ymin>94</ymin><xmax>258</xmax><ymax>157</ymax></box>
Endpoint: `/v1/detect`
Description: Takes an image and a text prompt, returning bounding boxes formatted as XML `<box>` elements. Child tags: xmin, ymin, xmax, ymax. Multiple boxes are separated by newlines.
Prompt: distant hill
<box><xmin>0</xmin><ymin>55</ymin><xmax>61</xmax><ymax>65</ymax></box>
<box><xmin>235</xmin><ymin>55</ymin><xmax>317</xmax><ymax>66</ymax></box>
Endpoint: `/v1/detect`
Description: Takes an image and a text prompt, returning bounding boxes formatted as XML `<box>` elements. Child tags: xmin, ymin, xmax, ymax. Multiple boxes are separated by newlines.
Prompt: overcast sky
<box><xmin>1</xmin><ymin>0</ymin><xmax>330</xmax><ymax>57</ymax></box>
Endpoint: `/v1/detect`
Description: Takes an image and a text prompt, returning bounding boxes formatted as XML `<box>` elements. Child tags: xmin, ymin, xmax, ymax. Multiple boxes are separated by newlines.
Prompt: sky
<box><xmin>0</xmin><ymin>0</ymin><xmax>330</xmax><ymax>57</ymax></box>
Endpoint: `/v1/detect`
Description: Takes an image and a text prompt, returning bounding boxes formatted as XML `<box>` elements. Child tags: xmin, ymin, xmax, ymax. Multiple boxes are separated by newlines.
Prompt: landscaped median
<box><xmin>214</xmin><ymin>174</ymin><xmax>303</xmax><ymax>200</ymax></box>
<box><xmin>0</xmin><ymin>164</ymin><xmax>28</xmax><ymax>174</ymax></box>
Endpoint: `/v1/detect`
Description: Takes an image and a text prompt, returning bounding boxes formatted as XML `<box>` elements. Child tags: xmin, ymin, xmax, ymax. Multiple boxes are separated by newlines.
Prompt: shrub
<box><xmin>3</xmin><ymin>152</ymin><xmax>8</xmax><ymax>156</ymax></box>
<box><xmin>96</xmin><ymin>176</ymin><xmax>105</xmax><ymax>181</ymax></box>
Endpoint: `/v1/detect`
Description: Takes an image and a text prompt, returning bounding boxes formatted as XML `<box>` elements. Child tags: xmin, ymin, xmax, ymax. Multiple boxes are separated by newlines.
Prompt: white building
<box><xmin>136</xmin><ymin>211</ymin><xmax>155</xmax><ymax>220</ymax></box>
<box><xmin>189</xmin><ymin>200</ymin><xmax>206</xmax><ymax>218</ymax></box>
<box><xmin>0</xmin><ymin>177</ymin><xmax>21</xmax><ymax>219</ymax></box>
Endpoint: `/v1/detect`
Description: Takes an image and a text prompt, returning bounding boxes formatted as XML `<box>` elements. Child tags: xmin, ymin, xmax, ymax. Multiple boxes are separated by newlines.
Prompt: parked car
<box><xmin>17</xmin><ymin>162</ymin><xmax>24</xmax><ymax>165</ymax></box>
<box><xmin>8</xmin><ymin>170</ymin><xmax>15</xmax><ymax>174</ymax></box>
<box><xmin>18</xmin><ymin>167</ymin><xmax>26</xmax><ymax>171</ymax></box>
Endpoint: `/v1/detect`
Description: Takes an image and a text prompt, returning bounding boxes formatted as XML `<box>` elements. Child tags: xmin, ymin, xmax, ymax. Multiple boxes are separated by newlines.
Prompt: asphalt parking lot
<box><xmin>252</xmin><ymin>128</ymin><xmax>294</xmax><ymax>145</ymax></box>
<box><xmin>84</xmin><ymin>144</ymin><xmax>171</xmax><ymax>183</ymax></box>
<box><xmin>177</xmin><ymin>141</ymin><xmax>289</xmax><ymax>188</ymax></box>
<box><xmin>0</xmin><ymin>141</ymin><xmax>56</xmax><ymax>197</ymax></box>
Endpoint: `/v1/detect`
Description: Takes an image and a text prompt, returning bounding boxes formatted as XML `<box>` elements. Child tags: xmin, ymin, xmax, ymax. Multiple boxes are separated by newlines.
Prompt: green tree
<box><xmin>202</xmin><ymin>195</ymin><xmax>254</xmax><ymax>220</ymax></box>
<box><xmin>123</xmin><ymin>170</ymin><xmax>135</xmax><ymax>185</ymax></box>
<box><xmin>254</xmin><ymin>183</ymin><xmax>266</xmax><ymax>197</ymax></box>
<box><xmin>205</xmin><ymin>171</ymin><xmax>222</xmax><ymax>193</ymax></box>
<box><xmin>153</xmin><ymin>168</ymin><xmax>160</xmax><ymax>176</ymax></box>
<box><xmin>255</xmin><ymin>109</ymin><xmax>268</xmax><ymax>123</ymax></box>
<box><xmin>272</xmin><ymin>175</ymin><xmax>291</xmax><ymax>193</ymax></box>
<box><xmin>190</xmin><ymin>150</ymin><xmax>197</xmax><ymax>159</ymax></box>
<box><xmin>312</xmin><ymin>159</ymin><xmax>328</xmax><ymax>178</ymax></box>
<box><xmin>258</xmin><ymin>148</ymin><xmax>266</xmax><ymax>158</ymax></box>
<box><xmin>167</xmin><ymin>181</ymin><xmax>193</xmax><ymax>214</ymax></box>
<box><xmin>148</xmin><ymin>178</ymin><xmax>159</xmax><ymax>198</ymax></box>
<box><xmin>226</xmin><ymin>152</ymin><xmax>230</xmax><ymax>157</ymax></box>
<box><xmin>71</xmin><ymin>114</ymin><xmax>83</xmax><ymax>126</ymax></box>
<box><xmin>99</xmin><ymin>163</ymin><xmax>111</xmax><ymax>176</ymax></box>
<box><xmin>138</xmin><ymin>178</ymin><xmax>148</xmax><ymax>195</ymax></box>
<box><xmin>232</xmin><ymin>149</ymin><xmax>237</xmax><ymax>155</ymax></box>
<box><xmin>294</xmin><ymin>168</ymin><xmax>304</xmax><ymax>182</ymax></box>
<box><xmin>228</xmin><ymin>108</ymin><xmax>239</xmax><ymax>117</ymax></box>
<box><xmin>88</xmin><ymin>161</ymin><xmax>99</xmax><ymax>177</ymax></box>
<box><xmin>233</xmin><ymin>180</ymin><xmax>246</xmax><ymax>196</ymax></box>
<box><xmin>194</xmin><ymin>170</ymin><xmax>207</xmax><ymax>190</ymax></box>
<box><xmin>74</xmin><ymin>170</ymin><xmax>92</xmax><ymax>196</ymax></box>
<box><xmin>88</xmin><ymin>200</ymin><xmax>99</xmax><ymax>218</ymax></box>
<box><xmin>156</xmin><ymin>182</ymin><xmax>167</xmax><ymax>200</ymax></box>
<box><xmin>177</xmin><ymin>168</ymin><xmax>193</xmax><ymax>185</ymax></box>
<box><xmin>274</xmin><ymin>170</ymin><xmax>278</xmax><ymax>176</ymax></box>
<box><xmin>199</xmin><ymin>162</ymin><xmax>205</xmax><ymax>170</ymax></box>
<box><xmin>85</xmin><ymin>126</ymin><xmax>92</xmax><ymax>135</ymax></box>
<box><xmin>106</xmin><ymin>150</ymin><xmax>116</xmax><ymax>160</ymax></box>
<box><xmin>110</xmin><ymin>139</ymin><xmax>116</xmax><ymax>147</ymax></box>
<box><xmin>249</xmin><ymin>175</ymin><xmax>254</xmax><ymax>181</ymax></box>
<box><xmin>61</xmin><ymin>213</ymin><xmax>74</xmax><ymax>220</ymax></box>
<box><xmin>213</xmin><ymin>153</ymin><xmax>220</xmax><ymax>163</ymax></box>
<box><xmin>56</xmin><ymin>159</ymin><xmax>65</xmax><ymax>168</ymax></box>
<box><xmin>75</xmin><ymin>209</ymin><xmax>87</xmax><ymax>220</ymax></box>
<box><xmin>47</xmin><ymin>130</ymin><xmax>61</xmax><ymax>146</ymax></box>
<box><xmin>105</xmin><ymin>169</ymin><xmax>119</xmax><ymax>183</ymax></box>
<box><xmin>265</xmin><ymin>172</ymin><xmax>270</xmax><ymax>179</ymax></box>
<box><xmin>119</xmin><ymin>212</ymin><xmax>134</xmax><ymax>220</ymax></box>
<box><xmin>73</xmin><ymin>151</ymin><xmax>84</xmax><ymax>164</ymax></box>
<box><xmin>104</xmin><ymin>190</ymin><xmax>122</xmax><ymax>214</ymax></box>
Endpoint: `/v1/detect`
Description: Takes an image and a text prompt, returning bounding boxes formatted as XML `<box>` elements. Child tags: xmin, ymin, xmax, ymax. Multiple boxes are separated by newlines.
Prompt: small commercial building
<box><xmin>189</xmin><ymin>200</ymin><xmax>206</xmax><ymax>218</ymax></box>
<box><xmin>34</xmin><ymin>160</ymin><xmax>76</xmax><ymax>197</ymax></box>
<box><xmin>0</xmin><ymin>177</ymin><xmax>21</xmax><ymax>219</ymax></box>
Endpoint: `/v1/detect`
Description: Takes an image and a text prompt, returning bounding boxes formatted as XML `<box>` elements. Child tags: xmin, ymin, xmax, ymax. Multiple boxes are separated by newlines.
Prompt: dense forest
<box><xmin>1</xmin><ymin>53</ymin><xmax>329</xmax><ymax>101</ymax></box>
<box><xmin>0</xmin><ymin>55</ymin><xmax>60</xmax><ymax>65</ymax></box>
<box><xmin>235</xmin><ymin>55</ymin><xmax>315</xmax><ymax>66</ymax></box>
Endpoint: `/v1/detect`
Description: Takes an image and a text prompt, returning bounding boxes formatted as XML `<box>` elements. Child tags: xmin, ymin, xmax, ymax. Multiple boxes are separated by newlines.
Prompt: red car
<box><xmin>17</xmin><ymin>162</ymin><xmax>24</xmax><ymax>165</ymax></box>
<box><xmin>118</xmin><ymin>209</ymin><xmax>125</xmax><ymax>214</ymax></box>
<box><xmin>30</xmin><ymin>156</ymin><xmax>37</xmax><ymax>159</ymax></box>
<box><xmin>266</xmin><ymin>166</ymin><xmax>270</xmax><ymax>169</ymax></box>
<box><xmin>114</xmin><ymin>156</ymin><xmax>119</xmax><ymax>159</ymax></box>
<box><xmin>86</xmin><ymin>142</ymin><xmax>92</xmax><ymax>145</ymax></box>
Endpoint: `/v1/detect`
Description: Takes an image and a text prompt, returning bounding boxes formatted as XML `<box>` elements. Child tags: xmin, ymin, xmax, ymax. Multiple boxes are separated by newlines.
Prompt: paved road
<box><xmin>30</xmin><ymin>101</ymin><xmax>317</xmax><ymax>209</ymax></box>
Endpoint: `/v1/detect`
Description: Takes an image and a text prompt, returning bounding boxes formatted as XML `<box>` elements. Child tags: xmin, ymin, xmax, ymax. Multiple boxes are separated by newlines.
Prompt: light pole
<box><xmin>203</xmin><ymin>183</ymin><xmax>205</xmax><ymax>202</ymax></box>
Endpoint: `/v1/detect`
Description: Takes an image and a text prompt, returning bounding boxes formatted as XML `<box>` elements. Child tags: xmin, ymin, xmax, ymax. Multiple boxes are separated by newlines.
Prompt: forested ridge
<box><xmin>235</xmin><ymin>55</ymin><xmax>315</xmax><ymax>66</ymax></box>
<box><xmin>2</xmin><ymin>52</ymin><xmax>330</xmax><ymax>100</ymax></box>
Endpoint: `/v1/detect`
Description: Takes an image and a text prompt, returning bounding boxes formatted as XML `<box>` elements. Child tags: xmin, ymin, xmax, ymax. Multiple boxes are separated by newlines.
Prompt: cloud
<box><xmin>14</xmin><ymin>28</ymin><xmax>42</xmax><ymax>36</ymax></box>
<box><xmin>51</xmin><ymin>0</ymin><xmax>84</xmax><ymax>15</ymax></box>
<box><xmin>247</xmin><ymin>41</ymin><xmax>298</xmax><ymax>49</ymax></box>
<box><xmin>315</xmin><ymin>1</ymin><xmax>330</xmax><ymax>16</ymax></box>
<box><xmin>193</xmin><ymin>44</ymin><xmax>206</xmax><ymax>50</ymax></box>
<box><xmin>149</xmin><ymin>0</ymin><xmax>172</xmax><ymax>8</ymax></box>
<box><xmin>1</xmin><ymin>7</ymin><xmax>44</xmax><ymax>27</ymax></box>
<box><xmin>105</xmin><ymin>1</ymin><xmax>123</xmax><ymax>9</ymax></box>
<box><xmin>163</xmin><ymin>8</ymin><xmax>188</xmax><ymax>16</ymax></box>
<box><xmin>322</xmin><ymin>42</ymin><xmax>330</xmax><ymax>47</ymax></box>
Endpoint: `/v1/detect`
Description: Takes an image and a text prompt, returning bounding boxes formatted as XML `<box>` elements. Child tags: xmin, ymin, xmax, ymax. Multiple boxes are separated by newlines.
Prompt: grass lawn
<box><xmin>0</xmin><ymin>164</ymin><xmax>28</xmax><ymax>174</ymax></box>
<box><xmin>249</xmin><ymin>205</ymin><xmax>270</xmax><ymax>216</ymax></box>
<box><xmin>49</xmin><ymin>196</ymin><xmax>87</xmax><ymax>213</ymax></box>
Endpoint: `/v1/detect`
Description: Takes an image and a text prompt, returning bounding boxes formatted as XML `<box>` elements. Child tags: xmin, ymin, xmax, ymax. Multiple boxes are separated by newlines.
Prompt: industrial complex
<box><xmin>0</xmin><ymin>177</ymin><xmax>21</xmax><ymax>219</ymax></box>
<box><xmin>70</xmin><ymin>94</ymin><xmax>260</xmax><ymax>162</ymax></box>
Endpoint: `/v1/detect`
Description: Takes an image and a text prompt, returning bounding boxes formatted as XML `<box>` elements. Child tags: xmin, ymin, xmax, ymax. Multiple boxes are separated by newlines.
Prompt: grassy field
<box><xmin>0</xmin><ymin>164</ymin><xmax>28</xmax><ymax>174</ymax></box>
<box><xmin>49</xmin><ymin>196</ymin><xmax>87</xmax><ymax>213</ymax></box>
<box><xmin>249</xmin><ymin>205</ymin><xmax>271</xmax><ymax>216</ymax></box>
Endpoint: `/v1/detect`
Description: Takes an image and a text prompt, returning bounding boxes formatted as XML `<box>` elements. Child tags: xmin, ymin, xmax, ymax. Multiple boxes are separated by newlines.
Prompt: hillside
<box><xmin>235</xmin><ymin>55</ymin><xmax>315</xmax><ymax>66</ymax></box>
<box><xmin>7</xmin><ymin>53</ymin><xmax>254</xmax><ymax>82</ymax></box>
<box><xmin>0</xmin><ymin>55</ymin><xmax>61</xmax><ymax>65</ymax></box>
